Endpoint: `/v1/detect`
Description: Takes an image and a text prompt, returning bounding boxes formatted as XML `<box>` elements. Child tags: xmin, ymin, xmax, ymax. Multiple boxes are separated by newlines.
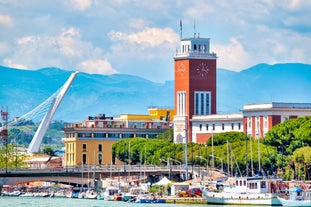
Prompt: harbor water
<box><xmin>0</xmin><ymin>197</ymin><xmax>266</xmax><ymax>207</ymax></box>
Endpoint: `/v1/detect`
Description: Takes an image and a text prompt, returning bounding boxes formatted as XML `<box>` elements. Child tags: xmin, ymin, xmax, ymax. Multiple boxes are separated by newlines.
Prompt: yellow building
<box><xmin>62</xmin><ymin>108</ymin><xmax>174</xmax><ymax>167</ymax></box>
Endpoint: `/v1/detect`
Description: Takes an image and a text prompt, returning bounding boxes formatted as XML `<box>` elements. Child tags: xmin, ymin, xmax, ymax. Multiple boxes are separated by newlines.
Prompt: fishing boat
<box><xmin>202</xmin><ymin>176</ymin><xmax>285</xmax><ymax>206</ymax></box>
<box><xmin>278</xmin><ymin>186</ymin><xmax>311</xmax><ymax>206</ymax></box>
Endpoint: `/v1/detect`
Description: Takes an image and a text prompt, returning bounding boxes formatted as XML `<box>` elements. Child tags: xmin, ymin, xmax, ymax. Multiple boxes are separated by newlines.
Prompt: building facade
<box><xmin>173</xmin><ymin>35</ymin><xmax>311</xmax><ymax>144</ymax></box>
<box><xmin>190</xmin><ymin>102</ymin><xmax>311</xmax><ymax>144</ymax></box>
<box><xmin>173</xmin><ymin>36</ymin><xmax>217</xmax><ymax>143</ymax></box>
<box><xmin>62</xmin><ymin>108</ymin><xmax>174</xmax><ymax>167</ymax></box>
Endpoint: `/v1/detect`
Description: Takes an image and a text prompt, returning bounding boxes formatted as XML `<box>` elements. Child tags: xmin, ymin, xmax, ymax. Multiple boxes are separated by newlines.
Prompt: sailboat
<box><xmin>202</xmin><ymin>136</ymin><xmax>286</xmax><ymax>206</ymax></box>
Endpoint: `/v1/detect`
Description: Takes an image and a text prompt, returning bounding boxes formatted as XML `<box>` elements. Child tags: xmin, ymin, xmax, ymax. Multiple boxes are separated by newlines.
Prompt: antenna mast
<box><xmin>180</xmin><ymin>19</ymin><xmax>183</xmax><ymax>40</ymax></box>
<box><xmin>193</xmin><ymin>20</ymin><xmax>196</xmax><ymax>38</ymax></box>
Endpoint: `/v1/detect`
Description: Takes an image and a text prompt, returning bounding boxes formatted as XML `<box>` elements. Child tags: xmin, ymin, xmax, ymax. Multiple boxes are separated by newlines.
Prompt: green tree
<box><xmin>157</xmin><ymin>128</ymin><xmax>173</xmax><ymax>142</ymax></box>
<box><xmin>0</xmin><ymin>143</ymin><xmax>26</xmax><ymax>169</ymax></box>
<box><xmin>43</xmin><ymin>147</ymin><xmax>54</xmax><ymax>156</ymax></box>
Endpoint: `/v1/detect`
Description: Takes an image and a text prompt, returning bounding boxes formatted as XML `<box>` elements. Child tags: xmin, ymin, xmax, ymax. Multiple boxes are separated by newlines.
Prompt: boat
<box><xmin>85</xmin><ymin>189</ymin><xmax>98</xmax><ymax>199</ymax></box>
<box><xmin>122</xmin><ymin>186</ymin><xmax>141</xmax><ymax>202</ymax></box>
<box><xmin>67</xmin><ymin>187</ymin><xmax>80</xmax><ymax>198</ymax></box>
<box><xmin>135</xmin><ymin>192</ymin><xmax>166</xmax><ymax>204</ymax></box>
<box><xmin>101</xmin><ymin>186</ymin><xmax>119</xmax><ymax>201</ymax></box>
<box><xmin>278</xmin><ymin>186</ymin><xmax>311</xmax><ymax>206</ymax></box>
<box><xmin>202</xmin><ymin>176</ymin><xmax>285</xmax><ymax>206</ymax></box>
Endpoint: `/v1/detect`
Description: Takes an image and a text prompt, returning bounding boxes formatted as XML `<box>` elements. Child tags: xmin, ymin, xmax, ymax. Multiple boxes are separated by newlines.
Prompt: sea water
<box><xmin>0</xmin><ymin>197</ymin><xmax>264</xmax><ymax>207</ymax></box>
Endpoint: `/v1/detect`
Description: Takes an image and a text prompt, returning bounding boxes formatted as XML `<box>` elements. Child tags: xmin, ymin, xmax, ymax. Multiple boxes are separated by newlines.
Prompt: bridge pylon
<box><xmin>27</xmin><ymin>71</ymin><xmax>79</xmax><ymax>153</ymax></box>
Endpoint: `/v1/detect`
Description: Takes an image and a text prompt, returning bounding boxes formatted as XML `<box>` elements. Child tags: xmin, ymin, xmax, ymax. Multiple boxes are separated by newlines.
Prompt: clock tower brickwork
<box><xmin>173</xmin><ymin>36</ymin><xmax>217</xmax><ymax>143</ymax></box>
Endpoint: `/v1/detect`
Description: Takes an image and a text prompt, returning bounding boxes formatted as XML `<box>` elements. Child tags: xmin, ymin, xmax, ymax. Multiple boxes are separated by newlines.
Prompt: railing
<box><xmin>0</xmin><ymin>165</ymin><xmax>188</xmax><ymax>174</ymax></box>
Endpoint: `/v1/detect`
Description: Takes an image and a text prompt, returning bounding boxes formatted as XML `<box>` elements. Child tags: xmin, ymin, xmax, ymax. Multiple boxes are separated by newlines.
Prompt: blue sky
<box><xmin>0</xmin><ymin>0</ymin><xmax>310</xmax><ymax>82</ymax></box>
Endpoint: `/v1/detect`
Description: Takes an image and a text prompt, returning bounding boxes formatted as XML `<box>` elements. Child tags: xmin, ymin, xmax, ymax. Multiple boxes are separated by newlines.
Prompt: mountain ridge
<box><xmin>1</xmin><ymin>63</ymin><xmax>310</xmax><ymax>122</ymax></box>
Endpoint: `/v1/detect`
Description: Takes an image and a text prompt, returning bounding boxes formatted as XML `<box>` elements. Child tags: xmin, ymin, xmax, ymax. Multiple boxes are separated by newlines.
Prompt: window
<box><xmin>199</xmin><ymin>124</ymin><xmax>202</xmax><ymax>131</ymax></box>
<box><xmin>206</xmin><ymin>124</ymin><xmax>209</xmax><ymax>131</ymax></box>
<box><xmin>195</xmin><ymin>93</ymin><xmax>199</xmax><ymax>115</ymax></box>
<box><xmin>222</xmin><ymin>123</ymin><xmax>225</xmax><ymax>130</ymax></box>
<box><xmin>264</xmin><ymin>116</ymin><xmax>268</xmax><ymax>128</ymax></box>
<box><xmin>82</xmin><ymin>154</ymin><xmax>86</xmax><ymax>165</ymax></box>
<box><xmin>98</xmin><ymin>144</ymin><xmax>102</xmax><ymax>152</ymax></box>
<box><xmin>212</xmin><ymin>124</ymin><xmax>215</xmax><ymax>131</ymax></box>
<box><xmin>177</xmin><ymin>91</ymin><xmax>186</xmax><ymax>116</ymax></box>
<box><xmin>238</xmin><ymin>123</ymin><xmax>241</xmax><ymax>130</ymax></box>
<box><xmin>82</xmin><ymin>144</ymin><xmax>87</xmax><ymax>152</ymax></box>
<box><xmin>231</xmin><ymin>123</ymin><xmax>234</xmax><ymax>130</ymax></box>
<box><xmin>248</xmin><ymin>117</ymin><xmax>252</xmax><ymax>129</ymax></box>
<box><xmin>98</xmin><ymin>154</ymin><xmax>102</xmax><ymax>165</ymax></box>
<box><xmin>194</xmin><ymin>91</ymin><xmax>211</xmax><ymax>115</ymax></box>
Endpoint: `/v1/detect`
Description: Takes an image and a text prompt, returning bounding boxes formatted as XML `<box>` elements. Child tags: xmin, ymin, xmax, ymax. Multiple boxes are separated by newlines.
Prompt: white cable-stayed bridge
<box><xmin>7</xmin><ymin>71</ymin><xmax>79</xmax><ymax>153</ymax></box>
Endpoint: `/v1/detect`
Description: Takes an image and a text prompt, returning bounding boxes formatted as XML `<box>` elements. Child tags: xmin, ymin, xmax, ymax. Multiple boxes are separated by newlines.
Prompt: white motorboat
<box><xmin>202</xmin><ymin>176</ymin><xmax>285</xmax><ymax>206</ymax></box>
<box><xmin>101</xmin><ymin>186</ymin><xmax>119</xmax><ymax>201</ymax></box>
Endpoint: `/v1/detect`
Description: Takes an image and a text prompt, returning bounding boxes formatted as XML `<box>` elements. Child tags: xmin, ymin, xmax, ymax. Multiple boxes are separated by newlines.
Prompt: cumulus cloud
<box><xmin>215</xmin><ymin>38</ymin><xmax>252</xmax><ymax>70</ymax></box>
<box><xmin>77</xmin><ymin>59</ymin><xmax>118</xmax><ymax>75</ymax></box>
<box><xmin>3</xmin><ymin>27</ymin><xmax>109</xmax><ymax>73</ymax></box>
<box><xmin>108</xmin><ymin>27</ymin><xmax>179</xmax><ymax>48</ymax></box>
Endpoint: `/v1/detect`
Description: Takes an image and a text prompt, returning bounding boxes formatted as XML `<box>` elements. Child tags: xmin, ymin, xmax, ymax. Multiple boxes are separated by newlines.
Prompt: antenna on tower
<box><xmin>194</xmin><ymin>19</ymin><xmax>196</xmax><ymax>38</ymax></box>
<box><xmin>180</xmin><ymin>19</ymin><xmax>183</xmax><ymax>40</ymax></box>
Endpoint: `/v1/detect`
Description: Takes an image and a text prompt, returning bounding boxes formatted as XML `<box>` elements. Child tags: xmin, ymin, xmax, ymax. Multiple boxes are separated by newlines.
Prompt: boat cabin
<box><xmin>223</xmin><ymin>177</ymin><xmax>271</xmax><ymax>194</ymax></box>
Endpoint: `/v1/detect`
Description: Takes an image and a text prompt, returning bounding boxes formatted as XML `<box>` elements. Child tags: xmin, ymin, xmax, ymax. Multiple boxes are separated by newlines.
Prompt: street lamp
<box><xmin>210</xmin><ymin>155</ymin><xmax>223</xmax><ymax>172</ymax></box>
<box><xmin>169</xmin><ymin>158</ymin><xmax>182</xmax><ymax>182</ymax></box>
<box><xmin>195</xmin><ymin>155</ymin><xmax>209</xmax><ymax>179</ymax></box>
<box><xmin>159</xmin><ymin>158</ymin><xmax>170</xmax><ymax>179</ymax></box>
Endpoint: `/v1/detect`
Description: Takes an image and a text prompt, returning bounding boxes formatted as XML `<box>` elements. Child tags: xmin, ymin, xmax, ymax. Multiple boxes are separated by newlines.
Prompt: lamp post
<box><xmin>195</xmin><ymin>155</ymin><xmax>209</xmax><ymax>180</ymax></box>
<box><xmin>159</xmin><ymin>158</ymin><xmax>170</xmax><ymax>179</ymax></box>
<box><xmin>169</xmin><ymin>158</ymin><xmax>182</xmax><ymax>182</ymax></box>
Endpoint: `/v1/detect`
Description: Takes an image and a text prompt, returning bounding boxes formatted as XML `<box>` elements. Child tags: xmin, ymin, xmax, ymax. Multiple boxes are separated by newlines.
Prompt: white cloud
<box><xmin>3</xmin><ymin>58</ymin><xmax>27</xmax><ymax>69</ymax></box>
<box><xmin>67</xmin><ymin>0</ymin><xmax>93</xmax><ymax>11</ymax></box>
<box><xmin>0</xmin><ymin>15</ymin><xmax>13</xmax><ymax>26</ymax></box>
<box><xmin>109</xmin><ymin>27</ymin><xmax>179</xmax><ymax>48</ymax></box>
<box><xmin>0</xmin><ymin>0</ymin><xmax>310</xmax><ymax>82</ymax></box>
<box><xmin>3</xmin><ymin>27</ymin><xmax>106</xmax><ymax>71</ymax></box>
<box><xmin>77</xmin><ymin>59</ymin><xmax>118</xmax><ymax>75</ymax></box>
<box><xmin>215</xmin><ymin>37</ymin><xmax>251</xmax><ymax>70</ymax></box>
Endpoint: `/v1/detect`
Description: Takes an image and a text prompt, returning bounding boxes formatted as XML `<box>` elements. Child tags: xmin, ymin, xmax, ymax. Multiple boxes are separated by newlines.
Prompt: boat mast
<box><xmin>250</xmin><ymin>136</ymin><xmax>254</xmax><ymax>175</ymax></box>
<box><xmin>257</xmin><ymin>121</ymin><xmax>261</xmax><ymax>173</ymax></box>
<box><xmin>227</xmin><ymin>139</ymin><xmax>230</xmax><ymax>175</ymax></box>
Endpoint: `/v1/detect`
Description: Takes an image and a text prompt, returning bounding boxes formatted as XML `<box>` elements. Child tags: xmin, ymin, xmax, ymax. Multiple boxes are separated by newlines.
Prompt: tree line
<box><xmin>112</xmin><ymin>116</ymin><xmax>311</xmax><ymax>180</ymax></box>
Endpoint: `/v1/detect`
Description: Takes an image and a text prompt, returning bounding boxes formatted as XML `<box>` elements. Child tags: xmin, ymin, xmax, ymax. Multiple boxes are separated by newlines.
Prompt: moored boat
<box><xmin>135</xmin><ymin>192</ymin><xmax>166</xmax><ymax>204</ymax></box>
<box><xmin>202</xmin><ymin>176</ymin><xmax>285</xmax><ymax>206</ymax></box>
<box><xmin>101</xmin><ymin>186</ymin><xmax>119</xmax><ymax>201</ymax></box>
<box><xmin>278</xmin><ymin>186</ymin><xmax>311</xmax><ymax>206</ymax></box>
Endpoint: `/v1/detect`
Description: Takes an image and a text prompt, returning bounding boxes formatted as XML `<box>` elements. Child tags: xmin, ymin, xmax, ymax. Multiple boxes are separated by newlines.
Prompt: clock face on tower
<box><xmin>177</xmin><ymin>63</ymin><xmax>186</xmax><ymax>76</ymax></box>
<box><xmin>196</xmin><ymin>62</ymin><xmax>209</xmax><ymax>78</ymax></box>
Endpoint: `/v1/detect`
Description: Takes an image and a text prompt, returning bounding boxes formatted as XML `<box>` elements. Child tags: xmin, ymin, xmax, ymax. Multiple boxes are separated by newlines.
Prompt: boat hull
<box><xmin>136</xmin><ymin>198</ymin><xmax>166</xmax><ymax>203</ymax></box>
<box><xmin>278</xmin><ymin>197</ymin><xmax>311</xmax><ymax>207</ymax></box>
<box><xmin>203</xmin><ymin>192</ymin><xmax>282</xmax><ymax>206</ymax></box>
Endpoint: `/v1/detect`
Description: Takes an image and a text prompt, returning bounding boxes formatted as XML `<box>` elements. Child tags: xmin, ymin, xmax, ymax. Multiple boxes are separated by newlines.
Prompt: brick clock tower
<box><xmin>173</xmin><ymin>36</ymin><xmax>217</xmax><ymax>143</ymax></box>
